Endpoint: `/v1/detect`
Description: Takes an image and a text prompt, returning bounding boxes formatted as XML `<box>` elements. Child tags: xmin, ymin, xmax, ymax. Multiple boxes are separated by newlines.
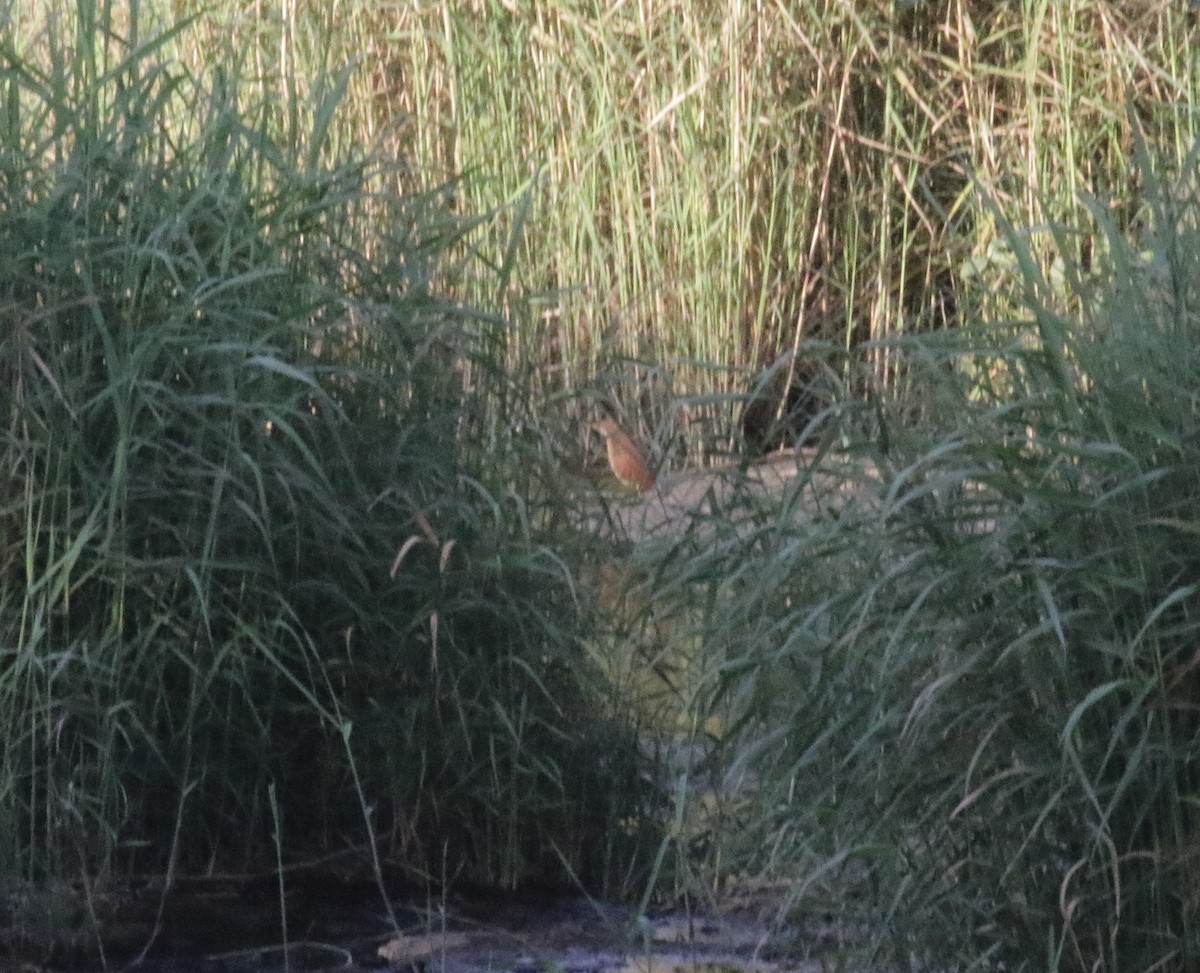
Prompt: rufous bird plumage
<box><xmin>593</xmin><ymin>418</ymin><xmax>656</xmax><ymax>493</ymax></box>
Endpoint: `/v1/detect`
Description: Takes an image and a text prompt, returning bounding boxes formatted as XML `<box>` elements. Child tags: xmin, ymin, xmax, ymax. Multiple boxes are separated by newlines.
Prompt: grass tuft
<box><xmin>0</xmin><ymin>2</ymin><xmax>659</xmax><ymax>921</ymax></box>
<box><xmin>655</xmin><ymin>144</ymin><xmax>1200</xmax><ymax>970</ymax></box>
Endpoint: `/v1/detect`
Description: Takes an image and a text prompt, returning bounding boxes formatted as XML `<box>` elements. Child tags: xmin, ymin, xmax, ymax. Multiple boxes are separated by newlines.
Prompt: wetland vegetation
<box><xmin>3</xmin><ymin>2</ymin><xmax>1200</xmax><ymax>970</ymax></box>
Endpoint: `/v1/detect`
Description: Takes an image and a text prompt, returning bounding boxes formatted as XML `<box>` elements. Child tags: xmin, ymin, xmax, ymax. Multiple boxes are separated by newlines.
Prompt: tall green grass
<box><xmin>315</xmin><ymin>0</ymin><xmax>1200</xmax><ymax>458</ymax></box>
<box><xmin>648</xmin><ymin>143</ymin><xmax>1200</xmax><ymax>969</ymax></box>
<box><xmin>53</xmin><ymin>1</ymin><xmax>1194</xmax><ymax>464</ymax></box>
<box><xmin>0</xmin><ymin>2</ymin><xmax>658</xmax><ymax>924</ymax></box>
<box><xmin>8</xmin><ymin>0</ymin><xmax>1200</xmax><ymax>967</ymax></box>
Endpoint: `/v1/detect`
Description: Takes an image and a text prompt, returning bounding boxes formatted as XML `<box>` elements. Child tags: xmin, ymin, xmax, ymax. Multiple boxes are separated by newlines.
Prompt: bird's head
<box><xmin>591</xmin><ymin>418</ymin><xmax>620</xmax><ymax>439</ymax></box>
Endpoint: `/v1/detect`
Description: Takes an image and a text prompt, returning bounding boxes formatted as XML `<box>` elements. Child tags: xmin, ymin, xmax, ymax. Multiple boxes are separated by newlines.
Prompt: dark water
<box><xmin>6</xmin><ymin>878</ymin><xmax>849</xmax><ymax>973</ymax></box>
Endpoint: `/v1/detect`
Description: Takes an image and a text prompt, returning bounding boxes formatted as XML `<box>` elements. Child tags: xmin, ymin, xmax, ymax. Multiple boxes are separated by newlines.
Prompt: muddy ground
<box><xmin>2</xmin><ymin>873</ymin><xmax>866</xmax><ymax>973</ymax></box>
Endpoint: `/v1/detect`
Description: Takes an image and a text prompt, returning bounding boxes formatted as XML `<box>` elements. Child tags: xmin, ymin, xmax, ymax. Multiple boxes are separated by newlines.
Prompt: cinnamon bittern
<box><xmin>593</xmin><ymin>418</ymin><xmax>656</xmax><ymax>493</ymax></box>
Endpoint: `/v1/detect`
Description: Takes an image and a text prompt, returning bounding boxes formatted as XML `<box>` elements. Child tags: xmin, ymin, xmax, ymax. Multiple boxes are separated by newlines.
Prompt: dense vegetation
<box><xmin>0</xmin><ymin>0</ymin><xmax>655</xmax><ymax>916</ymax></box>
<box><xmin>3</xmin><ymin>1</ymin><xmax>1200</xmax><ymax>970</ymax></box>
<box><xmin>654</xmin><ymin>176</ymin><xmax>1200</xmax><ymax>968</ymax></box>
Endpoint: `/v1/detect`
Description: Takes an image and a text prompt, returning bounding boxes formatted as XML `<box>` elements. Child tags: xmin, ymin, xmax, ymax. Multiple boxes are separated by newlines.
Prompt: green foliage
<box><xmin>650</xmin><ymin>149</ymin><xmax>1200</xmax><ymax>969</ymax></box>
<box><xmin>46</xmin><ymin>0</ymin><xmax>1193</xmax><ymax>461</ymax></box>
<box><xmin>337</xmin><ymin>0</ymin><xmax>1200</xmax><ymax>454</ymax></box>
<box><xmin>0</xmin><ymin>2</ymin><xmax>656</xmax><ymax>897</ymax></box>
<box><xmin>7</xmin><ymin>2</ymin><xmax>1200</xmax><ymax>969</ymax></box>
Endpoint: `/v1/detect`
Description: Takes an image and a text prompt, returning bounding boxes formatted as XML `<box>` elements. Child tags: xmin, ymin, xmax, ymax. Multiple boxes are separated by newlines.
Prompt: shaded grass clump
<box><xmin>650</xmin><ymin>150</ymin><xmax>1200</xmax><ymax>969</ymax></box>
<box><xmin>0</xmin><ymin>4</ymin><xmax>657</xmax><ymax>914</ymax></box>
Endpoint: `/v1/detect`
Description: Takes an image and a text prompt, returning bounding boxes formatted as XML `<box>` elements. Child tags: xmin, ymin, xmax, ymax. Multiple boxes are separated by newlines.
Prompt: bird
<box><xmin>592</xmin><ymin>417</ymin><xmax>656</xmax><ymax>493</ymax></box>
